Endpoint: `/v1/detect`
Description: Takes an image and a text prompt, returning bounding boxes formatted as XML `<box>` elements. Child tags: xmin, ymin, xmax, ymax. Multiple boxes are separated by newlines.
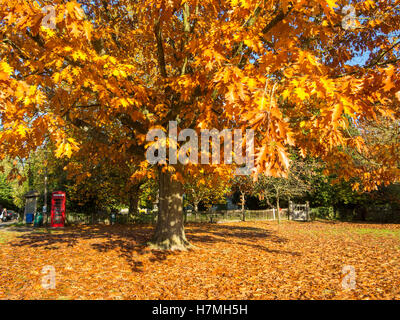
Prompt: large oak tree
<box><xmin>1</xmin><ymin>0</ymin><xmax>399</xmax><ymax>249</ymax></box>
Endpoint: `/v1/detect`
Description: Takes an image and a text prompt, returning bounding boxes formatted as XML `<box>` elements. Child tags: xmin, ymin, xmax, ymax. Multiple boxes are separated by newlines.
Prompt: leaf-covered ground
<box><xmin>1</xmin><ymin>221</ymin><xmax>400</xmax><ymax>300</ymax></box>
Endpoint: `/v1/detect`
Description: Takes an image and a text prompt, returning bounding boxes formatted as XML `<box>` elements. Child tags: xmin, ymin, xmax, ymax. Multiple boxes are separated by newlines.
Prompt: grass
<box><xmin>352</xmin><ymin>228</ymin><xmax>400</xmax><ymax>238</ymax></box>
<box><xmin>0</xmin><ymin>223</ymin><xmax>64</xmax><ymax>245</ymax></box>
<box><xmin>294</xmin><ymin>221</ymin><xmax>400</xmax><ymax>239</ymax></box>
<box><xmin>0</xmin><ymin>221</ymin><xmax>25</xmax><ymax>228</ymax></box>
<box><xmin>0</xmin><ymin>231</ymin><xmax>18</xmax><ymax>244</ymax></box>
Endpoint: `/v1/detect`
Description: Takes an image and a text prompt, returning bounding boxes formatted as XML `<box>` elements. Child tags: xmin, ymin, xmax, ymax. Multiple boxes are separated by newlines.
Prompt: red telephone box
<box><xmin>50</xmin><ymin>191</ymin><xmax>66</xmax><ymax>228</ymax></box>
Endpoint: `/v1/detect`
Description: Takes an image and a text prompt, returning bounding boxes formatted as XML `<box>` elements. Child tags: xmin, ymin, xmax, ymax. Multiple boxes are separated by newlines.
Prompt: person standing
<box><xmin>0</xmin><ymin>208</ymin><xmax>6</xmax><ymax>222</ymax></box>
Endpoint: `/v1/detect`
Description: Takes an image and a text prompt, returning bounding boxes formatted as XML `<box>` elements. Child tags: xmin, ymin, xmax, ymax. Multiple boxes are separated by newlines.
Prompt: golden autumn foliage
<box><xmin>0</xmin><ymin>0</ymin><xmax>399</xmax><ymax>191</ymax></box>
<box><xmin>184</xmin><ymin>165</ymin><xmax>233</xmax><ymax>209</ymax></box>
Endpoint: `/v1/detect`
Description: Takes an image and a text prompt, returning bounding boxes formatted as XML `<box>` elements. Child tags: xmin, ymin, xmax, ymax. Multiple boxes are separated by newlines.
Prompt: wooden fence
<box><xmin>66</xmin><ymin>211</ymin><xmax>151</xmax><ymax>225</ymax></box>
<box><xmin>185</xmin><ymin>208</ymin><xmax>289</xmax><ymax>223</ymax></box>
<box><xmin>66</xmin><ymin>205</ymin><xmax>310</xmax><ymax>225</ymax></box>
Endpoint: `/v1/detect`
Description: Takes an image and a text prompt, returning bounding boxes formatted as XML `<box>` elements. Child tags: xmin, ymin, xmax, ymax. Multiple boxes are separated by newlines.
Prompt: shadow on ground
<box><xmin>8</xmin><ymin>222</ymin><xmax>294</xmax><ymax>272</ymax></box>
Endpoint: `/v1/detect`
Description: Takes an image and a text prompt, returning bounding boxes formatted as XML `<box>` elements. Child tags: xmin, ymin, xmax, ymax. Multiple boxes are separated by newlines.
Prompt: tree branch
<box><xmin>154</xmin><ymin>18</ymin><xmax>167</xmax><ymax>78</ymax></box>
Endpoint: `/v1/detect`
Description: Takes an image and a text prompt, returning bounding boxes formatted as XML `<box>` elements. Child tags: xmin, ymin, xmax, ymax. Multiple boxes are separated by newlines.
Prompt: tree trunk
<box><xmin>241</xmin><ymin>192</ymin><xmax>245</xmax><ymax>221</ymax></box>
<box><xmin>128</xmin><ymin>183</ymin><xmax>140</xmax><ymax>217</ymax></box>
<box><xmin>360</xmin><ymin>206</ymin><xmax>367</xmax><ymax>221</ymax></box>
<box><xmin>265</xmin><ymin>196</ymin><xmax>273</xmax><ymax>209</ymax></box>
<box><xmin>276</xmin><ymin>195</ymin><xmax>281</xmax><ymax>224</ymax></box>
<box><xmin>128</xmin><ymin>195</ymin><xmax>138</xmax><ymax>217</ymax></box>
<box><xmin>149</xmin><ymin>168</ymin><xmax>191</xmax><ymax>250</ymax></box>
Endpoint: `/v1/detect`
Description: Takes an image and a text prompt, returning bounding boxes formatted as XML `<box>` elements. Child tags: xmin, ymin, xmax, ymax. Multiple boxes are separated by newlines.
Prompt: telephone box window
<box><xmin>50</xmin><ymin>191</ymin><xmax>66</xmax><ymax>228</ymax></box>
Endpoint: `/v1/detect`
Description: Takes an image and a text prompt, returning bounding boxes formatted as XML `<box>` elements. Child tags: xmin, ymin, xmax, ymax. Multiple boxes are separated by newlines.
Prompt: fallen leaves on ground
<box><xmin>0</xmin><ymin>221</ymin><xmax>399</xmax><ymax>300</ymax></box>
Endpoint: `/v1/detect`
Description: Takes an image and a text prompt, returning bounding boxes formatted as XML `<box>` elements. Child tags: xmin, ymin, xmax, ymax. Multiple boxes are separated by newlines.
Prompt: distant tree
<box><xmin>231</xmin><ymin>175</ymin><xmax>255</xmax><ymax>221</ymax></box>
<box><xmin>255</xmin><ymin>157</ymin><xmax>316</xmax><ymax>223</ymax></box>
<box><xmin>0</xmin><ymin>173</ymin><xmax>13</xmax><ymax>209</ymax></box>
<box><xmin>139</xmin><ymin>178</ymin><xmax>159</xmax><ymax>211</ymax></box>
<box><xmin>184</xmin><ymin>168</ymin><xmax>230</xmax><ymax>212</ymax></box>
